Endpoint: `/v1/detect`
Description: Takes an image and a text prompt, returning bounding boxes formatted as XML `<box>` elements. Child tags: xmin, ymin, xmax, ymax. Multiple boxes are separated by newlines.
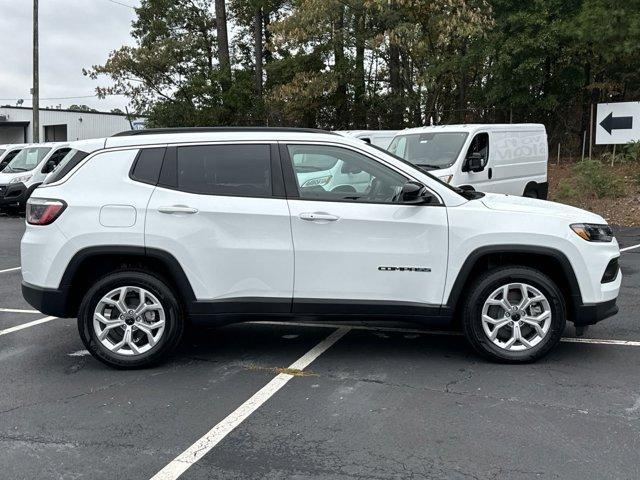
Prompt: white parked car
<box><xmin>337</xmin><ymin>130</ymin><xmax>399</xmax><ymax>149</ymax></box>
<box><xmin>0</xmin><ymin>142</ymin><xmax>71</xmax><ymax>212</ymax></box>
<box><xmin>0</xmin><ymin>143</ymin><xmax>28</xmax><ymax>172</ymax></box>
<box><xmin>388</xmin><ymin>124</ymin><xmax>548</xmax><ymax>198</ymax></box>
<box><xmin>21</xmin><ymin>128</ymin><xmax>619</xmax><ymax>368</ymax></box>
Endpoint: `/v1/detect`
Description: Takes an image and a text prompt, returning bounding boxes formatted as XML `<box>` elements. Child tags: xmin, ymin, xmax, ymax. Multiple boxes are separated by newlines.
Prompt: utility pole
<box><xmin>32</xmin><ymin>0</ymin><xmax>40</xmax><ymax>143</ymax></box>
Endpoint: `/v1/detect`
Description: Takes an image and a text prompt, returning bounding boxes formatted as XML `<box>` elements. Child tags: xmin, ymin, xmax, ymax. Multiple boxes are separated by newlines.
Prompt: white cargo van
<box><xmin>387</xmin><ymin>124</ymin><xmax>548</xmax><ymax>198</ymax></box>
<box><xmin>337</xmin><ymin>130</ymin><xmax>399</xmax><ymax>149</ymax></box>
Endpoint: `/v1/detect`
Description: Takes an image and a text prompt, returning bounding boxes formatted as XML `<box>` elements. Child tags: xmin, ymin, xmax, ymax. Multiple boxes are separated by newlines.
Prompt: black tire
<box><xmin>523</xmin><ymin>187</ymin><xmax>539</xmax><ymax>198</ymax></box>
<box><xmin>461</xmin><ymin>266</ymin><xmax>566</xmax><ymax>363</ymax></box>
<box><xmin>78</xmin><ymin>270</ymin><xmax>184</xmax><ymax>369</ymax></box>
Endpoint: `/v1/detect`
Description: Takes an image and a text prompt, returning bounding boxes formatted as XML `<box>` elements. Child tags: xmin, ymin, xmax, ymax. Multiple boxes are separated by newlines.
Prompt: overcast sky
<box><xmin>0</xmin><ymin>0</ymin><xmax>138</xmax><ymax>112</ymax></box>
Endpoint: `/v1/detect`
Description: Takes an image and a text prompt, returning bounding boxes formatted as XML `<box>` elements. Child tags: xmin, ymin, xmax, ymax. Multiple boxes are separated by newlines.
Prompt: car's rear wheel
<box><xmin>78</xmin><ymin>271</ymin><xmax>184</xmax><ymax>369</ymax></box>
<box><xmin>461</xmin><ymin>266</ymin><xmax>566</xmax><ymax>362</ymax></box>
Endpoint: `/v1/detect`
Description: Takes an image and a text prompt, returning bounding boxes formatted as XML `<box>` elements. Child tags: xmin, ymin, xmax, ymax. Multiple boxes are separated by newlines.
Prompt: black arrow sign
<box><xmin>600</xmin><ymin>112</ymin><xmax>633</xmax><ymax>134</ymax></box>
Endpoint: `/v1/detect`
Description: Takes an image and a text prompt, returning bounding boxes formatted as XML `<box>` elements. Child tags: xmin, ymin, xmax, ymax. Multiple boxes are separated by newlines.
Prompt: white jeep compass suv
<box><xmin>21</xmin><ymin>128</ymin><xmax>621</xmax><ymax>368</ymax></box>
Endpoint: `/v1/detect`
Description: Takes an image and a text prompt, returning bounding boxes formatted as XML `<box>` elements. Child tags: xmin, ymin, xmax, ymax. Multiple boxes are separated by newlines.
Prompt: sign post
<box><xmin>595</xmin><ymin>101</ymin><xmax>640</xmax><ymax>145</ymax></box>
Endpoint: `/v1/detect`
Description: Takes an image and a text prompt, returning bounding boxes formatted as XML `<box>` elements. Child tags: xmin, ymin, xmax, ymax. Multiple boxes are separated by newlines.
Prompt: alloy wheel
<box><xmin>480</xmin><ymin>282</ymin><xmax>552</xmax><ymax>352</ymax></box>
<box><xmin>93</xmin><ymin>286</ymin><xmax>166</xmax><ymax>356</ymax></box>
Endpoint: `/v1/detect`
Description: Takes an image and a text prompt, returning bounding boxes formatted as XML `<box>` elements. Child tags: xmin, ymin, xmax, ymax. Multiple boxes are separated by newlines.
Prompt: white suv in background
<box><xmin>21</xmin><ymin>128</ymin><xmax>620</xmax><ymax>368</ymax></box>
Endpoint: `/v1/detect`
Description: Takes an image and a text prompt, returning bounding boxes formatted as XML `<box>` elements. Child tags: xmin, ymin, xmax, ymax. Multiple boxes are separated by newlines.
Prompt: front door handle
<box><xmin>158</xmin><ymin>205</ymin><xmax>199</xmax><ymax>215</ymax></box>
<box><xmin>299</xmin><ymin>212</ymin><xmax>340</xmax><ymax>222</ymax></box>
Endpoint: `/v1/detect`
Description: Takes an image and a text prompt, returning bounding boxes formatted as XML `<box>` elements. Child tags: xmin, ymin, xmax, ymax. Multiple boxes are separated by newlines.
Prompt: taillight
<box><xmin>26</xmin><ymin>198</ymin><xmax>67</xmax><ymax>225</ymax></box>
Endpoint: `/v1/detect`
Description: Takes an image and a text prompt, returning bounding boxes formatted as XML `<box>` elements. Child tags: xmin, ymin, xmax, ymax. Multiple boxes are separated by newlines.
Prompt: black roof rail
<box><xmin>112</xmin><ymin>127</ymin><xmax>337</xmax><ymax>137</ymax></box>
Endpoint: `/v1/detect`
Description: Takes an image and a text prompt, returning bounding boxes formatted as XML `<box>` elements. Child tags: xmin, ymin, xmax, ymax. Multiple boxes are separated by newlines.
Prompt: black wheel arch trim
<box><xmin>446</xmin><ymin>244</ymin><xmax>583</xmax><ymax>316</ymax></box>
<box><xmin>58</xmin><ymin>245</ymin><xmax>197</xmax><ymax>313</ymax></box>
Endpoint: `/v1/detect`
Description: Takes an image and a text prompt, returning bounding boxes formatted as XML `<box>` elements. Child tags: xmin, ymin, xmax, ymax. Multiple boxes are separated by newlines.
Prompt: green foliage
<box><xmin>85</xmin><ymin>0</ymin><xmax>640</xmax><ymax>132</ymax></box>
<box><xmin>557</xmin><ymin>179</ymin><xmax>579</xmax><ymax>200</ymax></box>
<box><xmin>623</xmin><ymin>142</ymin><xmax>640</xmax><ymax>162</ymax></box>
<box><xmin>574</xmin><ymin>160</ymin><xmax>625</xmax><ymax>198</ymax></box>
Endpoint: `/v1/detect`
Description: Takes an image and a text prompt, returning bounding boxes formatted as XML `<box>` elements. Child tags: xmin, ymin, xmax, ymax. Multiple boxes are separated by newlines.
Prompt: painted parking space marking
<box><xmin>620</xmin><ymin>243</ymin><xmax>640</xmax><ymax>252</ymax></box>
<box><xmin>0</xmin><ymin>316</ymin><xmax>58</xmax><ymax>336</ymax></box>
<box><xmin>149</xmin><ymin>327</ymin><xmax>351</xmax><ymax>480</ymax></box>
<box><xmin>0</xmin><ymin>266</ymin><xmax>20</xmax><ymax>274</ymax></box>
<box><xmin>253</xmin><ymin>320</ymin><xmax>640</xmax><ymax>347</ymax></box>
<box><xmin>0</xmin><ymin>308</ymin><xmax>40</xmax><ymax>314</ymax></box>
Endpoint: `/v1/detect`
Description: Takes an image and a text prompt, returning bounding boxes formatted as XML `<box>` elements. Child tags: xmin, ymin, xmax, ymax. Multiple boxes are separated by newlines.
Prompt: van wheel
<box><xmin>461</xmin><ymin>266</ymin><xmax>565</xmax><ymax>362</ymax></box>
<box><xmin>523</xmin><ymin>184</ymin><xmax>539</xmax><ymax>198</ymax></box>
<box><xmin>78</xmin><ymin>271</ymin><xmax>184</xmax><ymax>369</ymax></box>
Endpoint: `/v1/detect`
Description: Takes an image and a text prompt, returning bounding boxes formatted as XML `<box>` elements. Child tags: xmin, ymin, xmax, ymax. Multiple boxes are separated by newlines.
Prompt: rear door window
<box><xmin>176</xmin><ymin>144</ymin><xmax>272</xmax><ymax>197</ymax></box>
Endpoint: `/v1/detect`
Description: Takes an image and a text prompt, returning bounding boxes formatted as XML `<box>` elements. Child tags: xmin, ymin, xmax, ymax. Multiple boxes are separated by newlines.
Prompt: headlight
<box><xmin>570</xmin><ymin>223</ymin><xmax>614</xmax><ymax>242</ymax></box>
<box><xmin>302</xmin><ymin>175</ymin><xmax>332</xmax><ymax>187</ymax></box>
<box><xmin>438</xmin><ymin>174</ymin><xmax>453</xmax><ymax>184</ymax></box>
<box><xmin>9</xmin><ymin>174</ymin><xmax>32</xmax><ymax>184</ymax></box>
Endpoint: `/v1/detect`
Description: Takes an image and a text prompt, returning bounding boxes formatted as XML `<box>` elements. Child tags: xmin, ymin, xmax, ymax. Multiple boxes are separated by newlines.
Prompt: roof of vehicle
<box><xmin>102</xmin><ymin>127</ymin><xmax>348</xmax><ymax>150</ymax></box>
<box><xmin>337</xmin><ymin>130</ymin><xmax>399</xmax><ymax>137</ymax></box>
<box><xmin>0</xmin><ymin>143</ymin><xmax>29</xmax><ymax>150</ymax></box>
<box><xmin>397</xmin><ymin>124</ymin><xmax>546</xmax><ymax>135</ymax></box>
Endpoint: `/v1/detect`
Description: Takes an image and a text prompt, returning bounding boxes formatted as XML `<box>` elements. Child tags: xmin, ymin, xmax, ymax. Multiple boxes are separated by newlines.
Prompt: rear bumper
<box><xmin>22</xmin><ymin>281</ymin><xmax>72</xmax><ymax>318</ymax></box>
<box><xmin>572</xmin><ymin>298</ymin><xmax>619</xmax><ymax>326</ymax></box>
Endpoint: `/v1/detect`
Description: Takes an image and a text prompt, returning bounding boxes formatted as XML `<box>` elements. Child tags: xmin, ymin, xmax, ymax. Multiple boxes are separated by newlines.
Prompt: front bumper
<box><xmin>572</xmin><ymin>298</ymin><xmax>619</xmax><ymax>326</ymax></box>
<box><xmin>0</xmin><ymin>182</ymin><xmax>38</xmax><ymax>207</ymax></box>
<box><xmin>22</xmin><ymin>281</ymin><xmax>73</xmax><ymax>318</ymax></box>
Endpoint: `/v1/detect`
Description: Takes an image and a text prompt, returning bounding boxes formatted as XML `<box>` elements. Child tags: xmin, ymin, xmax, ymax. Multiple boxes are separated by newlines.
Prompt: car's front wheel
<box><xmin>78</xmin><ymin>271</ymin><xmax>184</xmax><ymax>369</ymax></box>
<box><xmin>462</xmin><ymin>266</ymin><xmax>566</xmax><ymax>362</ymax></box>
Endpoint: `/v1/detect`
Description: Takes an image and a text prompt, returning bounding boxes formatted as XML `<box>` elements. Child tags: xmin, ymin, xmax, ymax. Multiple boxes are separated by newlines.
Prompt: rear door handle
<box><xmin>158</xmin><ymin>205</ymin><xmax>199</xmax><ymax>215</ymax></box>
<box><xmin>299</xmin><ymin>212</ymin><xmax>340</xmax><ymax>222</ymax></box>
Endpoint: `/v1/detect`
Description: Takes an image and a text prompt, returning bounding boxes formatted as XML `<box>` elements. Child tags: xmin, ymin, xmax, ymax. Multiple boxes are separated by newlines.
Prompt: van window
<box><xmin>42</xmin><ymin>148</ymin><xmax>72</xmax><ymax>173</ymax></box>
<box><xmin>387</xmin><ymin>132</ymin><xmax>468</xmax><ymax>170</ymax></box>
<box><xmin>465</xmin><ymin>132</ymin><xmax>489</xmax><ymax>161</ymax></box>
<box><xmin>176</xmin><ymin>144</ymin><xmax>272</xmax><ymax>197</ymax></box>
<box><xmin>42</xmin><ymin>149</ymin><xmax>89</xmax><ymax>184</ymax></box>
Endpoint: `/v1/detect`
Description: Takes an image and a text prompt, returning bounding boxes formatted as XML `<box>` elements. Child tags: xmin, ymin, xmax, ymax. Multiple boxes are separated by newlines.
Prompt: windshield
<box><xmin>388</xmin><ymin>132</ymin><xmax>468</xmax><ymax>169</ymax></box>
<box><xmin>4</xmin><ymin>147</ymin><xmax>51</xmax><ymax>173</ymax></box>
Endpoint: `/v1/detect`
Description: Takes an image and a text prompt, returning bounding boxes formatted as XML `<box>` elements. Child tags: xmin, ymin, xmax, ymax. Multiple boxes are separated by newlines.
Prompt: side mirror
<box><xmin>401</xmin><ymin>181</ymin><xmax>435</xmax><ymax>205</ymax></box>
<box><xmin>43</xmin><ymin>160</ymin><xmax>57</xmax><ymax>174</ymax></box>
<box><xmin>463</xmin><ymin>153</ymin><xmax>486</xmax><ymax>173</ymax></box>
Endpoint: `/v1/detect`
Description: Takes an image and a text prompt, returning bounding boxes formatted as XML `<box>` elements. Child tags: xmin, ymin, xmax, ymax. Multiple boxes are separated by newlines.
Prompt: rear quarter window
<box><xmin>130</xmin><ymin>148</ymin><xmax>166</xmax><ymax>185</ymax></box>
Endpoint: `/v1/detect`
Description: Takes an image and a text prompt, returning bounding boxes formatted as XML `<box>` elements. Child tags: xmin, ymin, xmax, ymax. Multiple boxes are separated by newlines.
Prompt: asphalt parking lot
<box><xmin>1</xmin><ymin>215</ymin><xmax>639</xmax><ymax>480</ymax></box>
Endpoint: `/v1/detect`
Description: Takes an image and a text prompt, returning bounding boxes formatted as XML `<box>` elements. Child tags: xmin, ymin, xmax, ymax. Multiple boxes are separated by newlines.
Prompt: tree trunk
<box><xmin>214</xmin><ymin>0</ymin><xmax>231</xmax><ymax>91</ymax></box>
<box><xmin>333</xmin><ymin>6</ymin><xmax>349</xmax><ymax>129</ymax></box>
<box><xmin>353</xmin><ymin>8</ymin><xmax>366</xmax><ymax>128</ymax></box>
<box><xmin>389</xmin><ymin>40</ymin><xmax>402</xmax><ymax>127</ymax></box>
<box><xmin>254</xmin><ymin>5</ymin><xmax>263</xmax><ymax>98</ymax></box>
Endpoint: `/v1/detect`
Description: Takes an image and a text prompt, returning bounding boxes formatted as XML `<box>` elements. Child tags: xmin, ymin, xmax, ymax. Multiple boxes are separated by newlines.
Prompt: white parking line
<box><xmin>0</xmin><ymin>266</ymin><xmax>20</xmax><ymax>274</ymax></box>
<box><xmin>0</xmin><ymin>316</ymin><xmax>58</xmax><ymax>336</ymax></box>
<box><xmin>150</xmin><ymin>327</ymin><xmax>351</xmax><ymax>480</ymax></box>
<box><xmin>0</xmin><ymin>308</ymin><xmax>40</xmax><ymax>314</ymax></box>
<box><xmin>252</xmin><ymin>320</ymin><xmax>640</xmax><ymax>347</ymax></box>
<box><xmin>620</xmin><ymin>243</ymin><xmax>640</xmax><ymax>252</ymax></box>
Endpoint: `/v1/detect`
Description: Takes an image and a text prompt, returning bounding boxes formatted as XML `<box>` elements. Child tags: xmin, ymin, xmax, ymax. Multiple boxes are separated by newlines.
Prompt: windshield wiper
<box><xmin>10</xmin><ymin>167</ymin><xmax>29</xmax><ymax>172</ymax></box>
